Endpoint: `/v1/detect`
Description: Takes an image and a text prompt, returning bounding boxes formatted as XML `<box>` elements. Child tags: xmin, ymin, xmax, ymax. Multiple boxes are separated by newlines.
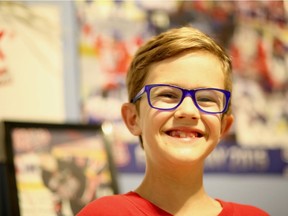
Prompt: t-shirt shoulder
<box><xmin>217</xmin><ymin>199</ymin><xmax>270</xmax><ymax>216</ymax></box>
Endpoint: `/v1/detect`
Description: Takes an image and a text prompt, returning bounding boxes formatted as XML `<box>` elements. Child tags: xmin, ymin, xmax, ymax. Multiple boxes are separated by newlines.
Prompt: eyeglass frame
<box><xmin>130</xmin><ymin>84</ymin><xmax>231</xmax><ymax>114</ymax></box>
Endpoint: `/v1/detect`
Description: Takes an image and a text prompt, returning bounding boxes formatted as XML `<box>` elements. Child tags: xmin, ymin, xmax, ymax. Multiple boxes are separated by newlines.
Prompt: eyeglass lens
<box><xmin>149</xmin><ymin>85</ymin><xmax>226</xmax><ymax>113</ymax></box>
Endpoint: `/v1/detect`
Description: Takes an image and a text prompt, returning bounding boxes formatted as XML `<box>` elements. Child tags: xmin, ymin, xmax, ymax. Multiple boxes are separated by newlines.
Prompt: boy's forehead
<box><xmin>143</xmin><ymin>52</ymin><xmax>225</xmax><ymax>88</ymax></box>
<box><xmin>147</xmin><ymin>50</ymin><xmax>219</xmax><ymax>69</ymax></box>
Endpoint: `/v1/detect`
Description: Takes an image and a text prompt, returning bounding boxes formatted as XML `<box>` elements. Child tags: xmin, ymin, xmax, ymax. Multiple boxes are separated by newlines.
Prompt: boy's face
<box><xmin>122</xmin><ymin>51</ymin><xmax>233</xmax><ymax>168</ymax></box>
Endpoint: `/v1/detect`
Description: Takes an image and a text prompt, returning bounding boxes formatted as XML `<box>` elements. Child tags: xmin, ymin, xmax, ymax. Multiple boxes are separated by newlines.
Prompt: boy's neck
<box><xmin>134</xmin><ymin>162</ymin><xmax>222</xmax><ymax>215</ymax></box>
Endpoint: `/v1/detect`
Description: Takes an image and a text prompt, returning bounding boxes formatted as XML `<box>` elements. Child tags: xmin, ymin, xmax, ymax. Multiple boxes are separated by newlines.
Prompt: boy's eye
<box><xmin>158</xmin><ymin>91</ymin><xmax>179</xmax><ymax>99</ymax></box>
<box><xmin>197</xmin><ymin>96</ymin><xmax>217</xmax><ymax>103</ymax></box>
<box><xmin>151</xmin><ymin>87</ymin><xmax>182</xmax><ymax>101</ymax></box>
<box><xmin>196</xmin><ymin>91</ymin><xmax>223</xmax><ymax>108</ymax></box>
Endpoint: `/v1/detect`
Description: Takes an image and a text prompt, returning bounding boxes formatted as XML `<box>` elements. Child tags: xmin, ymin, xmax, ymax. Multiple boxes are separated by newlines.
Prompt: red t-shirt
<box><xmin>77</xmin><ymin>192</ymin><xmax>269</xmax><ymax>216</ymax></box>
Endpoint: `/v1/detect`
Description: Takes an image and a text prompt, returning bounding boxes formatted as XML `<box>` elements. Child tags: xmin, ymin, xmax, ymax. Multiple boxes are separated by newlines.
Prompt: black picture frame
<box><xmin>3</xmin><ymin>121</ymin><xmax>119</xmax><ymax>216</ymax></box>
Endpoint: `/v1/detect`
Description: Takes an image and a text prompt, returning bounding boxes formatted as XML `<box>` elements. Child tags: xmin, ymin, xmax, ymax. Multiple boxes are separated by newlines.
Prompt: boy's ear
<box><xmin>220</xmin><ymin>114</ymin><xmax>234</xmax><ymax>139</ymax></box>
<box><xmin>121</xmin><ymin>103</ymin><xmax>142</xmax><ymax>136</ymax></box>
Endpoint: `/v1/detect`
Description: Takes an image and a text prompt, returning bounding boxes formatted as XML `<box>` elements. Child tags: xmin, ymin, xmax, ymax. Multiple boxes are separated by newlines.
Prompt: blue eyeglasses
<box><xmin>131</xmin><ymin>84</ymin><xmax>231</xmax><ymax>114</ymax></box>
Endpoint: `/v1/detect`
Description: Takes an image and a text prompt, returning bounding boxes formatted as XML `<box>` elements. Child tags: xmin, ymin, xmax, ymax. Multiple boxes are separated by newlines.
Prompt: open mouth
<box><xmin>166</xmin><ymin>130</ymin><xmax>203</xmax><ymax>138</ymax></box>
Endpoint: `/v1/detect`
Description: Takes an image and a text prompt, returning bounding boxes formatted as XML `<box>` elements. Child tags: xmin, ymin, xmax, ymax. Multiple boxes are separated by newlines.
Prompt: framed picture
<box><xmin>3</xmin><ymin>121</ymin><xmax>119</xmax><ymax>216</ymax></box>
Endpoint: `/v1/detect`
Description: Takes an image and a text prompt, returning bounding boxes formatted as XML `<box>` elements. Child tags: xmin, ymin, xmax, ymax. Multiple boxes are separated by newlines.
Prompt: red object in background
<box><xmin>254</xmin><ymin>37</ymin><xmax>275</xmax><ymax>88</ymax></box>
<box><xmin>0</xmin><ymin>29</ymin><xmax>7</xmax><ymax>76</ymax></box>
<box><xmin>113</xmin><ymin>40</ymin><xmax>130</xmax><ymax>75</ymax></box>
<box><xmin>0</xmin><ymin>30</ymin><xmax>4</xmax><ymax>39</ymax></box>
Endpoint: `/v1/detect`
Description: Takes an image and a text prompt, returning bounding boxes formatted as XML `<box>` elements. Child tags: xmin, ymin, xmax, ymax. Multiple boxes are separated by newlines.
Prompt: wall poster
<box><xmin>4</xmin><ymin>121</ymin><xmax>118</xmax><ymax>216</ymax></box>
<box><xmin>77</xmin><ymin>1</ymin><xmax>288</xmax><ymax>175</ymax></box>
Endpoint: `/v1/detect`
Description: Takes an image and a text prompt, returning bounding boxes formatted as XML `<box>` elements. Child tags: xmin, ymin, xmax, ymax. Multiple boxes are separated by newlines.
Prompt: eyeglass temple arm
<box><xmin>131</xmin><ymin>87</ymin><xmax>145</xmax><ymax>103</ymax></box>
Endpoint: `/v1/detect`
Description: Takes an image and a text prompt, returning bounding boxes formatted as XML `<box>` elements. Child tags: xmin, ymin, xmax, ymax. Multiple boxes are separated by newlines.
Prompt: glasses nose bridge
<box><xmin>182</xmin><ymin>89</ymin><xmax>195</xmax><ymax>101</ymax></box>
<box><xmin>179</xmin><ymin>89</ymin><xmax>198</xmax><ymax>108</ymax></box>
<box><xmin>175</xmin><ymin>88</ymin><xmax>200</xmax><ymax>117</ymax></box>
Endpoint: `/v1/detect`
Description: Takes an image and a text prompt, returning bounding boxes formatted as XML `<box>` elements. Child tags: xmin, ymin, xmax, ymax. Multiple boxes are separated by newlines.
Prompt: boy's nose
<box><xmin>174</xmin><ymin>96</ymin><xmax>200</xmax><ymax>119</ymax></box>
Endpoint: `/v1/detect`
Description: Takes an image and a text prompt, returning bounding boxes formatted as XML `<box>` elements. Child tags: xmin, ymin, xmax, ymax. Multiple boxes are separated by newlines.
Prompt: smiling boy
<box><xmin>78</xmin><ymin>27</ymin><xmax>269</xmax><ymax>216</ymax></box>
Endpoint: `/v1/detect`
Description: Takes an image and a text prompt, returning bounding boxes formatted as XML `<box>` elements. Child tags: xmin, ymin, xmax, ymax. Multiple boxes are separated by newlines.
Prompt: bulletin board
<box><xmin>77</xmin><ymin>1</ymin><xmax>288</xmax><ymax>175</ymax></box>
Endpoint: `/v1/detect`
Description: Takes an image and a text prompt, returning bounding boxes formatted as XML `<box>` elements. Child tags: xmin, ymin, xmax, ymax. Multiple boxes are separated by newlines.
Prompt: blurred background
<box><xmin>0</xmin><ymin>0</ymin><xmax>288</xmax><ymax>215</ymax></box>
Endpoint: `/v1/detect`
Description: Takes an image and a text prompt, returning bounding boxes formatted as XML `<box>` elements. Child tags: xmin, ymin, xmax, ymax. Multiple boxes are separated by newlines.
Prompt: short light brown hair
<box><xmin>126</xmin><ymin>26</ymin><xmax>233</xmax><ymax>114</ymax></box>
